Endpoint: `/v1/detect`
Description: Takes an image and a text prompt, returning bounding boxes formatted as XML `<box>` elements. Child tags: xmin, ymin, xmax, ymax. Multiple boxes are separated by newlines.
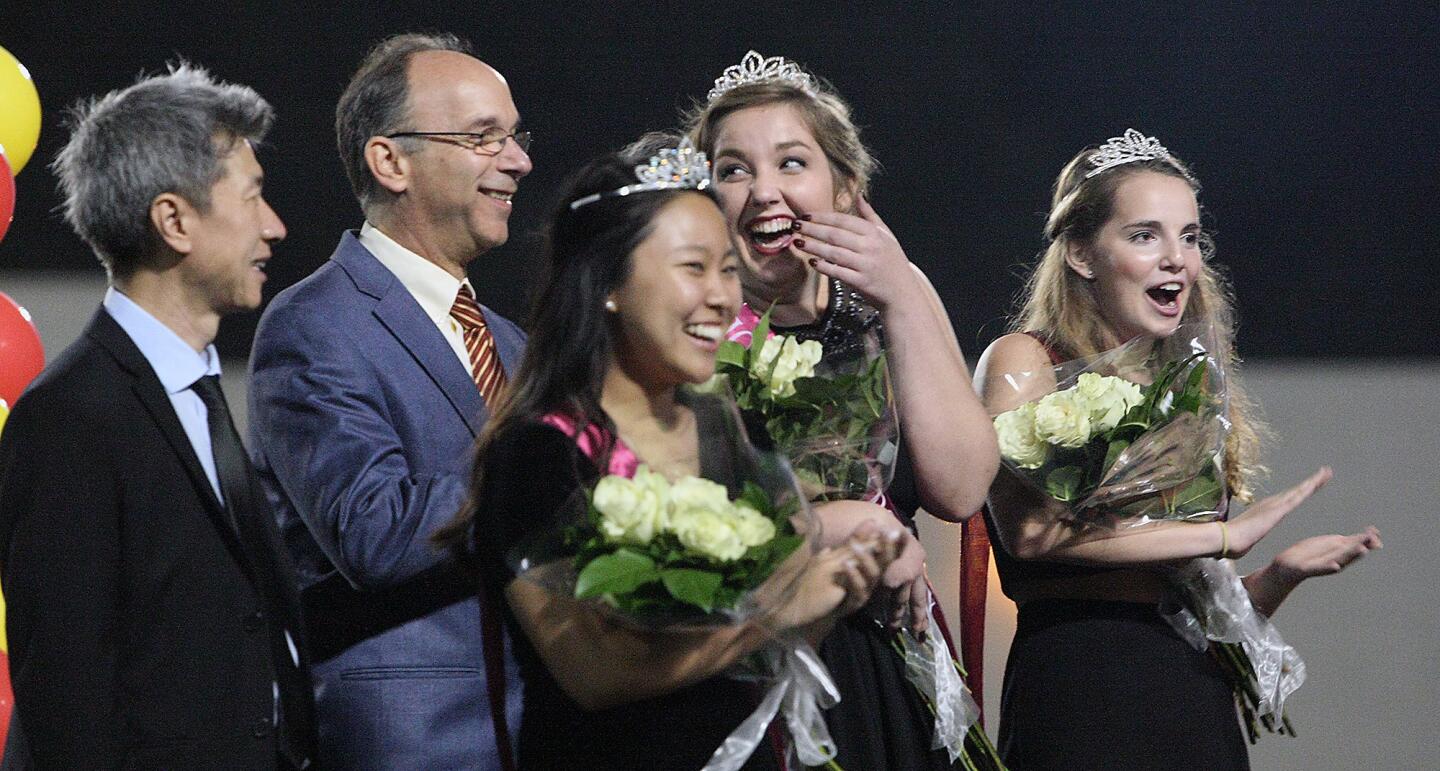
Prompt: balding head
<box><xmin>335</xmin><ymin>32</ymin><xmax>476</xmax><ymax>208</ymax></box>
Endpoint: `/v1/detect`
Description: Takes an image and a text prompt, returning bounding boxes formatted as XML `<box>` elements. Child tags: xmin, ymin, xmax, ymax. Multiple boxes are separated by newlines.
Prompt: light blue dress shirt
<box><xmin>102</xmin><ymin>287</ymin><xmax>224</xmax><ymax>503</ymax></box>
<box><xmin>102</xmin><ymin>288</ymin><xmax>297</xmax><ymax>719</ymax></box>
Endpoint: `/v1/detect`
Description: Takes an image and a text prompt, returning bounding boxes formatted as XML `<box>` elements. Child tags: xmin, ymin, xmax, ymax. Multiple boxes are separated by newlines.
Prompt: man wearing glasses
<box><xmin>247</xmin><ymin>33</ymin><xmax>531</xmax><ymax>770</ymax></box>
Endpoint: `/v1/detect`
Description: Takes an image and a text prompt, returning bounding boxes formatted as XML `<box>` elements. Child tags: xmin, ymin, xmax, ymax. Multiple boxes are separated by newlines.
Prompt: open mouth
<box><xmin>1145</xmin><ymin>281</ymin><xmax>1183</xmax><ymax>314</ymax></box>
<box><xmin>481</xmin><ymin>188</ymin><xmax>514</xmax><ymax>204</ymax></box>
<box><xmin>252</xmin><ymin>258</ymin><xmax>269</xmax><ymax>274</ymax></box>
<box><xmin>746</xmin><ymin>215</ymin><xmax>796</xmax><ymax>255</ymax></box>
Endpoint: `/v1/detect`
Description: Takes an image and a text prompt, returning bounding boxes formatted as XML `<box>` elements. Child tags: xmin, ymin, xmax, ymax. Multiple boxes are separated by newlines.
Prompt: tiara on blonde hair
<box><xmin>706</xmin><ymin>50</ymin><xmax>816</xmax><ymax>103</ymax></box>
<box><xmin>1085</xmin><ymin>128</ymin><xmax>1196</xmax><ymax>183</ymax></box>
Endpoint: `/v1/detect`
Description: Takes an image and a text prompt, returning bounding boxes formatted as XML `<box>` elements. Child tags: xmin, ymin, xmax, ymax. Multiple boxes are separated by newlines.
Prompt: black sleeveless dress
<box><xmin>983</xmin><ymin>334</ymin><xmax>1248</xmax><ymax>770</ymax></box>
<box><xmin>771</xmin><ymin>279</ymin><xmax>960</xmax><ymax>771</ymax></box>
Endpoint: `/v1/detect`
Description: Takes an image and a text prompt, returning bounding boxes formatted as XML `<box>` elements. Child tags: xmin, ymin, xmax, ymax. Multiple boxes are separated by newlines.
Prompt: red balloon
<box><xmin>0</xmin><ymin>150</ymin><xmax>12</xmax><ymax>243</ymax></box>
<box><xmin>0</xmin><ymin>291</ymin><xmax>44</xmax><ymax>405</ymax></box>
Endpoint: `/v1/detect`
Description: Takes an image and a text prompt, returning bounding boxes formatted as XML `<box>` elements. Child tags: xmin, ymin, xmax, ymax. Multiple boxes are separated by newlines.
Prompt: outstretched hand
<box><xmin>1244</xmin><ymin>524</ymin><xmax>1381</xmax><ymax>617</ymax></box>
<box><xmin>1270</xmin><ymin>526</ymin><xmax>1382</xmax><ymax>582</ymax></box>
<box><xmin>1224</xmin><ymin>467</ymin><xmax>1333</xmax><ymax>558</ymax></box>
<box><xmin>793</xmin><ymin>196</ymin><xmax>920</xmax><ymax>310</ymax></box>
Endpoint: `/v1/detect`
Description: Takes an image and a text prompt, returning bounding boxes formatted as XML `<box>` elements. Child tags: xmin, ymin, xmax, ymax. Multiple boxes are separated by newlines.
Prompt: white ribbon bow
<box><xmin>702</xmin><ymin>639</ymin><xmax>840</xmax><ymax>771</ymax></box>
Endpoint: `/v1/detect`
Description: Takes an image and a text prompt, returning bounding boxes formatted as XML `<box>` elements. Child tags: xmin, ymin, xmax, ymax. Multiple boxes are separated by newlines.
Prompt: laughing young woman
<box><xmin>685</xmin><ymin>52</ymin><xmax>999</xmax><ymax>770</ymax></box>
<box><xmin>437</xmin><ymin>145</ymin><xmax>900</xmax><ymax>770</ymax></box>
<box><xmin>974</xmin><ymin>131</ymin><xmax>1382</xmax><ymax>769</ymax></box>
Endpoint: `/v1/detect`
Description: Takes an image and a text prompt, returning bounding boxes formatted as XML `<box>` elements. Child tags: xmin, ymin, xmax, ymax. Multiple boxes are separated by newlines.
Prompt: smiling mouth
<box><xmin>481</xmin><ymin>189</ymin><xmax>514</xmax><ymax>204</ymax></box>
<box><xmin>746</xmin><ymin>216</ymin><xmax>796</xmax><ymax>255</ymax></box>
<box><xmin>684</xmin><ymin>323</ymin><xmax>723</xmax><ymax>346</ymax></box>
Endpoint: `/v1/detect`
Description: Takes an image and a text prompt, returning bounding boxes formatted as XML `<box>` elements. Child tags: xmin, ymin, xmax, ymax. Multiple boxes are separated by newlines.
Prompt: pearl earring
<box><xmin>604</xmin><ymin>299</ymin><xmax>618</xmax><ymax>312</ymax></box>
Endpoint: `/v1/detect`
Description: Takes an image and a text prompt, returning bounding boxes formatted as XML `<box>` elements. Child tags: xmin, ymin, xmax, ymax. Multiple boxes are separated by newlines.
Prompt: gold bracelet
<box><xmin>1218</xmin><ymin>521</ymin><xmax>1230</xmax><ymax>560</ymax></box>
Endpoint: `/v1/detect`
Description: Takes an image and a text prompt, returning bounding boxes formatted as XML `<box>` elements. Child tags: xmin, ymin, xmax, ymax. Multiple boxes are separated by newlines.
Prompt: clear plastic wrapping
<box><xmin>1161</xmin><ymin>557</ymin><xmax>1305</xmax><ymax>736</ymax></box>
<box><xmin>715</xmin><ymin>304</ymin><xmax>898</xmax><ymax>503</ymax></box>
<box><xmin>987</xmin><ymin>322</ymin><xmax>1229</xmax><ymax>528</ymax></box>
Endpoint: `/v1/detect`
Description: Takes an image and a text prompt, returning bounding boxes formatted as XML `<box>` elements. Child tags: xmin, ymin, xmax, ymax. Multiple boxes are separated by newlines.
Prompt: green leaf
<box><xmin>574</xmin><ymin>549</ymin><xmax>660</xmax><ymax>599</ymax></box>
<box><xmin>738</xmin><ymin>481</ymin><xmax>772</xmax><ymax>516</ymax></box>
<box><xmin>660</xmin><ymin>568</ymin><xmax>724</xmax><ymax>613</ymax></box>
<box><xmin>1045</xmin><ymin>466</ymin><xmax>1085</xmax><ymax>502</ymax></box>
<box><xmin>715</xmin><ymin>340</ymin><xmax>747</xmax><ymax>368</ymax></box>
<box><xmin>1169</xmin><ymin>473</ymin><xmax>1224</xmax><ymax>515</ymax></box>
<box><xmin>752</xmin><ymin>306</ymin><xmax>774</xmax><ymax>350</ymax></box>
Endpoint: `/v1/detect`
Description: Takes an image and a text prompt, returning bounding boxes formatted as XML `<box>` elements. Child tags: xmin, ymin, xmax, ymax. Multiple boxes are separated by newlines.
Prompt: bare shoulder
<box><xmin>974</xmin><ymin>333</ymin><xmax>1055</xmax><ymax>407</ymax></box>
<box><xmin>976</xmin><ymin>332</ymin><xmax>1050</xmax><ymax>381</ymax></box>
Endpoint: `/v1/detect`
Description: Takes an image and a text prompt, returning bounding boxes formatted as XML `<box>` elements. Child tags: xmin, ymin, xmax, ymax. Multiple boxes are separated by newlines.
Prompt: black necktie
<box><xmin>191</xmin><ymin>375</ymin><xmax>315</xmax><ymax>768</ymax></box>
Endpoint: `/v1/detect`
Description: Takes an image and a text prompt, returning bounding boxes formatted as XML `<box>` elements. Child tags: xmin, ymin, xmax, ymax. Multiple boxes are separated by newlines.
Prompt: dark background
<box><xmin>2</xmin><ymin>1</ymin><xmax>1436</xmax><ymax>358</ymax></box>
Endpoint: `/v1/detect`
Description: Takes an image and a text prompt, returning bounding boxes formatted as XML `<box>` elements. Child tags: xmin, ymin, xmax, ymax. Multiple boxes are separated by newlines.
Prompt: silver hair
<box><xmin>51</xmin><ymin>62</ymin><xmax>273</xmax><ymax>279</ymax></box>
<box><xmin>335</xmin><ymin>32</ymin><xmax>474</xmax><ymax>210</ymax></box>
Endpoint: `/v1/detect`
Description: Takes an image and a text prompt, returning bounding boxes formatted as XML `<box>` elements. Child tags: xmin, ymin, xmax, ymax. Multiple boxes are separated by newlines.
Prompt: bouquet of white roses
<box><xmin>512</xmin><ymin>393</ymin><xmax>852</xmax><ymax>770</ymax></box>
<box><xmin>717</xmin><ymin>308</ymin><xmax>999</xmax><ymax>769</ymax></box>
<box><xmin>712</xmin><ymin>306</ymin><xmax>897</xmax><ymax>503</ymax></box>
<box><xmin>987</xmin><ymin>322</ymin><xmax>1305</xmax><ymax>742</ymax></box>
<box><xmin>567</xmin><ymin>465</ymin><xmax>804</xmax><ymax>620</ymax></box>
<box><xmin>990</xmin><ymin>322</ymin><xmax>1229</xmax><ymax>528</ymax></box>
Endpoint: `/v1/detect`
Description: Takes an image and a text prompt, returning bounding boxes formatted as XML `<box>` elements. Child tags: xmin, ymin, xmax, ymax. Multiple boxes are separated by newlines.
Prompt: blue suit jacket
<box><xmin>247</xmin><ymin>232</ymin><xmax>524</xmax><ymax>770</ymax></box>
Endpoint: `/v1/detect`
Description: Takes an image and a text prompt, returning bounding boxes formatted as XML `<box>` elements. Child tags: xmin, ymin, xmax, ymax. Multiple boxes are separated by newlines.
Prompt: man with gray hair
<box><xmin>248</xmin><ymin>34</ymin><xmax>530</xmax><ymax>769</ymax></box>
<box><xmin>0</xmin><ymin>64</ymin><xmax>315</xmax><ymax>769</ymax></box>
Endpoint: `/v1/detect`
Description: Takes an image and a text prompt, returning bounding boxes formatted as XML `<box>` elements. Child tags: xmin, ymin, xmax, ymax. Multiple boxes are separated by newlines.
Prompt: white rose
<box><xmin>730</xmin><ymin>503</ymin><xmax>777</xmax><ymax>548</ymax></box>
<box><xmin>993</xmin><ymin>402</ymin><xmax>1048</xmax><ymax>469</ymax></box>
<box><xmin>593</xmin><ymin>469</ymin><xmax>667</xmax><ymax>545</ymax></box>
<box><xmin>669</xmin><ymin>506</ymin><xmax>748</xmax><ymax>562</ymax></box>
<box><xmin>666</xmin><ymin>476</ymin><xmax>731</xmax><ymax>513</ymax></box>
<box><xmin>752</xmin><ymin>336</ymin><xmax>823</xmax><ymax>398</ymax></box>
<box><xmin>1074</xmin><ymin>373</ymin><xmax>1145</xmax><ymax>433</ymax></box>
<box><xmin>1033</xmin><ymin>389</ymin><xmax>1093</xmax><ymax>448</ymax></box>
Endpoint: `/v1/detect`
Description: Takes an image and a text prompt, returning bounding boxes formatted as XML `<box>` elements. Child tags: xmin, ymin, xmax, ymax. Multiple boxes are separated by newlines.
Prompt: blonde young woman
<box><xmin>974</xmin><ymin>131</ymin><xmax>1381</xmax><ymax>769</ymax></box>
<box><xmin>685</xmin><ymin>52</ymin><xmax>999</xmax><ymax>769</ymax></box>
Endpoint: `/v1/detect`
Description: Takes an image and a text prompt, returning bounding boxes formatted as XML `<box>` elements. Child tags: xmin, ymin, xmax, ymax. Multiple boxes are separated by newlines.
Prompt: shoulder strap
<box><xmin>1022</xmin><ymin>330</ymin><xmax>1068</xmax><ymax>366</ymax></box>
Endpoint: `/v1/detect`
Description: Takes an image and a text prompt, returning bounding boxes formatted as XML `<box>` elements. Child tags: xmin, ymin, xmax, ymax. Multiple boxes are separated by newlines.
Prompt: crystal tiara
<box><xmin>1085</xmin><ymin>128</ymin><xmax>1196</xmax><ymax>183</ymax></box>
<box><xmin>569</xmin><ymin>137</ymin><xmax>712</xmax><ymax>211</ymax></box>
<box><xmin>706</xmin><ymin>50</ymin><xmax>816</xmax><ymax>103</ymax></box>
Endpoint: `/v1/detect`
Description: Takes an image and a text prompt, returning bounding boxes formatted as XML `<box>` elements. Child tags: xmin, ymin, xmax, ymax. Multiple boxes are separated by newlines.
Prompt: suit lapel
<box><xmin>87</xmin><ymin>310</ymin><xmax>261</xmax><ymax>582</ymax></box>
<box><xmin>333</xmin><ymin>233</ymin><xmax>488</xmax><ymax>437</ymax></box>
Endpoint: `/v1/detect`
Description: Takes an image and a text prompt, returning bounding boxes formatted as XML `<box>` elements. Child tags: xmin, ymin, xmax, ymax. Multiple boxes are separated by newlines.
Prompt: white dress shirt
<box><xmin>359</xmin><ymin>222</ymin><xmax>478</xmax><ymax>375</ymax></box>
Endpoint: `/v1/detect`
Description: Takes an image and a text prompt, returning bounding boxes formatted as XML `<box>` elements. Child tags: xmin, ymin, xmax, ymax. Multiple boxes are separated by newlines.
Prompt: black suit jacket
<box><xmin>0</xmin><ymin>309</ymin><xmax>314</xmax><ymax>769</ymax></box>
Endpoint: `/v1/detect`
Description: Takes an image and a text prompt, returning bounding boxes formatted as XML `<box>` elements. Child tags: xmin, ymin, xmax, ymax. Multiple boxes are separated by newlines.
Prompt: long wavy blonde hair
<box><xmin>1013</xmin><ymin>149</ymin><xmax>1266</xmax><ymax>501</ymax></box>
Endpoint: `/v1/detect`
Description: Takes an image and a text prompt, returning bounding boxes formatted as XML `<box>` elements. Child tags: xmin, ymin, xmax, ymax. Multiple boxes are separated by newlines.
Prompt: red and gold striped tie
<box><xmin>449</xmin><ymin>285</ymin><xmax>507</xmax><ymax>406</ymax></box>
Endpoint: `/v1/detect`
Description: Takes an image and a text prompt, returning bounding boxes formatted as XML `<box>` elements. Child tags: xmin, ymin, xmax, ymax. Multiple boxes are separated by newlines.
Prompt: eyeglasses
<box><xmin>385</xmin><ymin>127</ymin><xmax>532</xmax><ymax>156</ymax></box>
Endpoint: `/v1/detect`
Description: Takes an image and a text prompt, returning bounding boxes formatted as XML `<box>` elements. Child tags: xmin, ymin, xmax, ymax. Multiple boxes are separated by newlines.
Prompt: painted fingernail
<box><xmin>794</xmin><ymin>238</ymin><xmax>806</xmax><ymax>249</ymax></box>
<box><xmin>790</xmin><ymin>220</ymin><xmax>803</xmax><ymax>232</ymax></box>
<box><xmin>800</xmin><ymin>214</ymin><xmax>812</xmax><ymax>221</ymax></box>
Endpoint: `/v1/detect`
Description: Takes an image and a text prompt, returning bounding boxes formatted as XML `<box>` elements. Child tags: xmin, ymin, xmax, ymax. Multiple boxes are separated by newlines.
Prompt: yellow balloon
<box><xmin>0</xmin><ymin>45</ymin><xmax>41</xmax><ymax>176</ymax></box>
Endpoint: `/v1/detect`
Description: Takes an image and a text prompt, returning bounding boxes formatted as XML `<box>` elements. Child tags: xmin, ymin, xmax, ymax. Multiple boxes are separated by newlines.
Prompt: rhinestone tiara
<box><xmin>706</xmin><ymin>50</ymin><xmax>816</xmax><ymax>103</ymax></box>
<box><xmin>569</xmin><ymin>137</ymin><xmax>712</xmax><ymax>211</ymax></box>
<box><xmin>1084</xmin><ymin>128</ymin><xmax>1195</xmax><ymax>182</ymax></box>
